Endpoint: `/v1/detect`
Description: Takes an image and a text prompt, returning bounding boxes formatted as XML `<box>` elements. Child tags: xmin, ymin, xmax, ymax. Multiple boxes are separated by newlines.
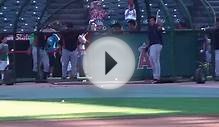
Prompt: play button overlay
<box><xmin>105</xmin><ymin>52</ymin><xmax>117</xmax><ymax>75</ymax></box>
<box><xmin>83</xmin><ymin>36</ymin><xmax>135</xmax><ymax>90</ymax></box>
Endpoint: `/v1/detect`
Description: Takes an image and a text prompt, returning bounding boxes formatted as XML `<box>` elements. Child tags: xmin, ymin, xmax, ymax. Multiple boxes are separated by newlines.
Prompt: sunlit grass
<box><xmin>0</xmin><ymin>100</ymin><xmax>179</xmax><ymax>120</ymax></box>
<box><xmin>0</xmin><ymin>98</ymin><xmax>219</xmax><ymax>121</ymax></box>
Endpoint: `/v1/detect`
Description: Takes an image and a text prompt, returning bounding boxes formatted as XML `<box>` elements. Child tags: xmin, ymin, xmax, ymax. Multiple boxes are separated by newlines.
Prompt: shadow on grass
<box><xmin>0</xmin><ymin>111</ymin><xmax>181</xmax><ymax>121</ymax></box>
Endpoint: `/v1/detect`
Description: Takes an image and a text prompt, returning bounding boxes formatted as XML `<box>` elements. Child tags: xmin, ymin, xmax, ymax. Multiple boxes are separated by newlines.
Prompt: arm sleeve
<box><xmin>125</xmin><ymin>9</ymin><xmax>129</xmax><ymax>17</ymax></box>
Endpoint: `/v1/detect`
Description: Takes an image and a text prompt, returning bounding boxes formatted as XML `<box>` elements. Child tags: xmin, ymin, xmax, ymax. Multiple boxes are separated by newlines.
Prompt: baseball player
<box><xmin>148</xmin><ymin>16</ymin><xmax>164</xmax><ymax>83</ymax></box>
<box><xmin>28</xmin><ymin>33</ymin><xmax>50</xmax><ymax>81</ymax></box>
<box><xmin>0</xmin><ymin>35</ymin><xmax>9</xmax><ymax>81</ymax></box>
<box><xmin>46</xmin><ymin>33</ymin><xmax>60</xmax><ymax>77</ymax></box>
<box><xmin>60</xmin><ymin>24</ymin><xmax>79</xmax><ymax>79</ymax></box>
<box><xmin>77</xmin><ymin>32</ymin><xmax>91</xmax><ymax>77</ymax></box>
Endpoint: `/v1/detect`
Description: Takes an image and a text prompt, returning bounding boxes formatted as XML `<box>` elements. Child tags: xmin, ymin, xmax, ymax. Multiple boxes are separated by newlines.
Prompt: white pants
<box><xmin>149</xmin><ymin>44</ymin><xmax>163</xmax><ymax>80</ymax></box>
<box><xmin>0</xmin><ymin>60</ymin><xmax>9</xmax><ymax>71</ymax></box>
<box><xmin>0</xmin><ymin>60</ymin><xmax>9</xmax><ymax>80</ymax></box>
<box><xmin>32</xmin><ymin>46</ymin><xmax>50</xmax><ymax>73</ymax></box>
<box><xmin>61</xmin><ymin>48</ymin><xmax>77</xmax><ymax>78</ymax></box>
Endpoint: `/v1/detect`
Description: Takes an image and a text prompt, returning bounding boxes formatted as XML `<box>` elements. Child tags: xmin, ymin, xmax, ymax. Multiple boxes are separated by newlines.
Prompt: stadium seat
<box><xmin>0</xmin><ymin>0</ymin><xmax>217</xmax><ymax>32</ymax></box>
<box><xmin>137</xmin><ymin>0</ymin><xmax>148</xmax><ymax>30</ymax></box>
<box><xmin>17</xmin><ymin>0</ymin><xmax>47</xmax><ymax>33</ymax></box>
<box><xmin>182</xmin><ymin>0</ymin><xmax>214</xmax><ymax>28</ymax></box>
<box><xmin>205</xmin><ymin>0</ymin><xmax>219</xmax><ymax>22</ymax></box>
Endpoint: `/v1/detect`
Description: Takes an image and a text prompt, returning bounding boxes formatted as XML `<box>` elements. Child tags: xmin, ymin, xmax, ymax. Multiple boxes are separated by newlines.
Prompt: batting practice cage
<box><xmin>0</xmin><ymin>0</ymin><xmax>218</xmax><ymax>84</ymax></box>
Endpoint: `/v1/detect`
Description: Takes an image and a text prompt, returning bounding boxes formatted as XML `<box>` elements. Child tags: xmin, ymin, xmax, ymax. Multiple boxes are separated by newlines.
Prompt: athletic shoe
<box><xmin>152</xmin><ymin>79</ymin><xmax>160</xmax><ymax>84</ymax></box>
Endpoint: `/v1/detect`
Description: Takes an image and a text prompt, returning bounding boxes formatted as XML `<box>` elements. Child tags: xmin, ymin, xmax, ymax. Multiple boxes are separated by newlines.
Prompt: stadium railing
<box><xmin>175</xmin><ymin>0</ymin><xmax>193</xmax><ymax>28</ymax></box>
<box><xmin>200</xmin><ymin>0</ymin><xmax>216</xmax><ymax>27</ymax></box>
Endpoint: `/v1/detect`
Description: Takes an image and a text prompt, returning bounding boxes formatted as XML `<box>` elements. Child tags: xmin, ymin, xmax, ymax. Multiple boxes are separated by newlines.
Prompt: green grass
<box><xmin>0</xmin><ymin>98</ymin><xmax>219</xmax><ymax>121</ymax></box>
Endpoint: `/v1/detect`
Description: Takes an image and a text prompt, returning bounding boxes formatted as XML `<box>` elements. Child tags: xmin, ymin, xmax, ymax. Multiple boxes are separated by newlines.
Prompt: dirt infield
<box><xmin>1</xmin><ymin>116</ymin><xmax>219</xmax><ymax>127</ymax></box>
<box><xmin>1</xmin><ymin>81</ymin><xmax>219</xmax><ymax>99</ymax></box>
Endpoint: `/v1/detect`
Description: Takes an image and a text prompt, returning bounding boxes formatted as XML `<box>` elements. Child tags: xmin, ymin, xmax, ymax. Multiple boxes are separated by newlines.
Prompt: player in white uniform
<box><xmin>0</xmin><ymin>36</ymin><xmax>9</xmax><ymax>81</ymax></box>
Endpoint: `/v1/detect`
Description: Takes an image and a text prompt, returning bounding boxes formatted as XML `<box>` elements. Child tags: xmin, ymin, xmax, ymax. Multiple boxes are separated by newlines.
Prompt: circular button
<box><xmin>83</xmin><ymin>37</ymin><xmax>135</xmax><ymax>89</ymax></box>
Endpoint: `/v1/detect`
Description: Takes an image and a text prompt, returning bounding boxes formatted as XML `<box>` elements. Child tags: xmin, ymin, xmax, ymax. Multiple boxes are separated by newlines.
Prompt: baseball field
<box><xmin>0</xmin><ymin>82</ymin><xmax>219</xmax><ymax>127</ymax></box>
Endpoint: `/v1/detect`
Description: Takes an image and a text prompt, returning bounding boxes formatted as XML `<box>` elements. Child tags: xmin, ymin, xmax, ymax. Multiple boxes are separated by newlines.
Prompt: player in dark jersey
<box><xmin>60</xmin><ymin>23</ymin><xmax>79</xmax><ymax>79</ymax></box>
<box><xmin>28</xmin><ymin>33</ymin><xmax>49</xmax><ymax>81</ymax></box>
<box><xmin>148</xmin><ymin>16</ymin><xmax>163</xmax><ymax>83</ymax></box>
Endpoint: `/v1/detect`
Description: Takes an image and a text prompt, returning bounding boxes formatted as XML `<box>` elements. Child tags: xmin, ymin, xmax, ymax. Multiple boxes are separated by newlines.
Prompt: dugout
<box><xmin>92</xmin><ymin>30</ymin><xmax>202</xmax><ymax>81</ymax></box>
<box><xmin>212</xmin><ymin>28</ymin><xmax>219</xmax><ymax>80</ymax></box>
<box><xmin>1</xmin><ymin>29</ymin><xmax>216</xmax><ymax>83</ymax></box>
